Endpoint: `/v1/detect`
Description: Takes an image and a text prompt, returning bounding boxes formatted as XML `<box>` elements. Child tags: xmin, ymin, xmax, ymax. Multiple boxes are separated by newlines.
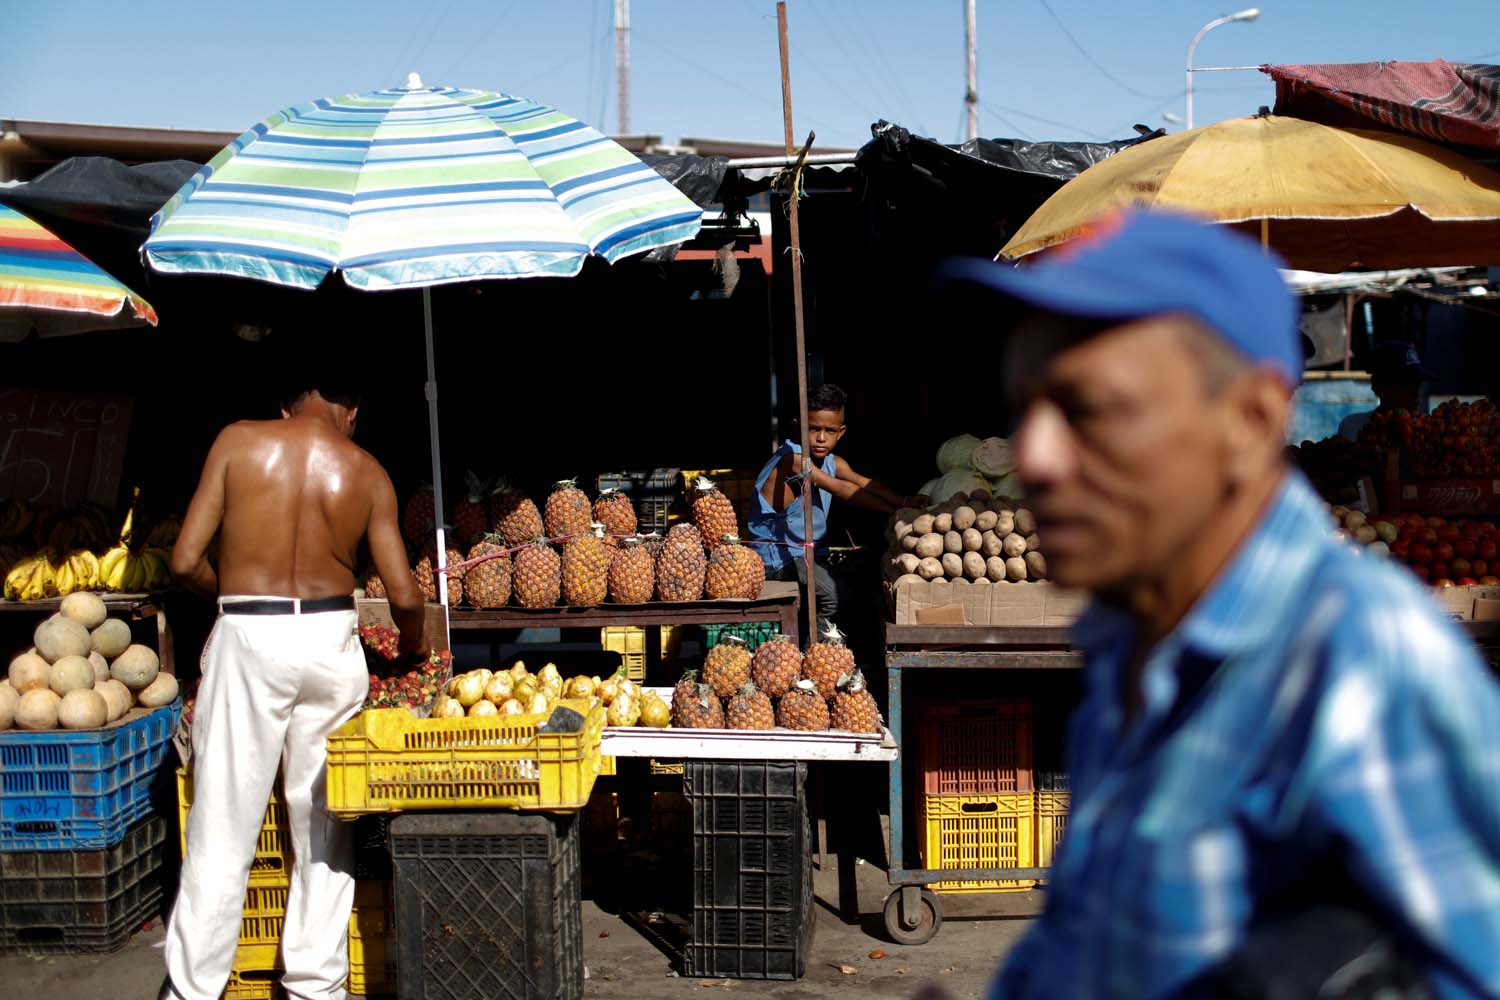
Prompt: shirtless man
<box><xmin>161</xmin><ymin>374</ymin><xmax>423</xmax><ymax>1000</ymax></box>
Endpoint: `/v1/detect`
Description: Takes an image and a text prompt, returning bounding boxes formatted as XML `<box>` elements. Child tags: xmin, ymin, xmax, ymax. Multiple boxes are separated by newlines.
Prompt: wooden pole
<box><xmin>777</xmin><ymin>1</ymin><xmax>819</xmax><ymax>646</ymax></box>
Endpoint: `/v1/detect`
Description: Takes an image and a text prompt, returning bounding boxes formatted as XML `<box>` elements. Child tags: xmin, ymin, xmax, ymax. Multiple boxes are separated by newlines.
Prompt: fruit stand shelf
<box><xmin>601</xmin><ymin>724</ymin><xmax>897</xmax><ymax>762</ymax></box>
<box><xmin>446</xmin><ymin>581</ymin><xmax>802</xmax><ymax>640</ymax></box>
<box><xmin>0</xmin><ymin>591</ymin><xmax>176</xmax><ymax>676</ymax></box>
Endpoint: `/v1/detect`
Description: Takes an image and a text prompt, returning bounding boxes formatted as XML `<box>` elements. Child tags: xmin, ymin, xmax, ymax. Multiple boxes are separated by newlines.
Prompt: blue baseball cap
<box><xmin>942</xmin><ymin>210</ymin><xmax>1302</xmax><ymax>383</ymax></box>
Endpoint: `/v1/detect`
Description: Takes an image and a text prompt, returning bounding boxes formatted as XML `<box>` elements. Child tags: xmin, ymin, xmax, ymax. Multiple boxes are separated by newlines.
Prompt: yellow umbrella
<box><xmin>1001</xmin><ymin>114</ymin><xmax>1500</xmax><ymax>272</ymax></box>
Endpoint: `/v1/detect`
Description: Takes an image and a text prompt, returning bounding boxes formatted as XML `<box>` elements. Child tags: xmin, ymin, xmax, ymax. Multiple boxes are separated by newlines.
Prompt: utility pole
<box><xmin>614</xmin><ymin>0</ymin><xmax>631</xmax><ymax>135</ymax></box>
<box><xmin>964</xmin><ymin>0</ymin><xmax>978</xmax><ymax>141</ymax></box>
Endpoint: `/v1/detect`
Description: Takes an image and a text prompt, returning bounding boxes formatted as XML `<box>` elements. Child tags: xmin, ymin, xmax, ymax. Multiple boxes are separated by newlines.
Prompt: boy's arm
<box><xmin>804</xmin><ymin>457</ymin><xmax>899</xmax><ymax>514</ymax></box>
<box><xmin>830</xmin><ymin>456</ymin><xmax>922</xmax><ymax>510</ymax></box>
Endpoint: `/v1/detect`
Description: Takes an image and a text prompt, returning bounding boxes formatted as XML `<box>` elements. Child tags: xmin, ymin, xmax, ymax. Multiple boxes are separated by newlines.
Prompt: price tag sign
<box><xmin>0</xmin><ymin>388</ymin><xmax>134</xmax><ymax>508</ymax></box>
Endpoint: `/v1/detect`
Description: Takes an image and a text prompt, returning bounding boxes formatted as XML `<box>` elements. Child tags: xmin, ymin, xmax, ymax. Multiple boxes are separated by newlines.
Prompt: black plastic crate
<box><xmin>682</xmin><ymin>762</ymin><xmax>813</xmax><ymax>980</ymax></box>
<box><xmin>389</xmin><ymin>811</ymin><xmax>582</xmax><ymax>1000</ymax></box>
<box><xmin>0</xmin><ymin>814</ymin><xmax>165</xmax><ymax>955</ymax></box>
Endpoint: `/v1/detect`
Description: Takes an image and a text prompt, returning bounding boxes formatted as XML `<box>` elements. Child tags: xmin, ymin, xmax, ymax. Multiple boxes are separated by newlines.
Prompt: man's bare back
<box><xmin>170</xmin><ymin>391</ymin><xmax>423</xmax><ymax>646</ymax></box>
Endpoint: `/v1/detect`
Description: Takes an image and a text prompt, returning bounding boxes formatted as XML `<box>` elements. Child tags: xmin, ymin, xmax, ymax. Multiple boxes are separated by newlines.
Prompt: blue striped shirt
<box><xmin>992</xmin><ymin>472</ymin><xmax>1500</xmax><ymax>1000</ymax></box>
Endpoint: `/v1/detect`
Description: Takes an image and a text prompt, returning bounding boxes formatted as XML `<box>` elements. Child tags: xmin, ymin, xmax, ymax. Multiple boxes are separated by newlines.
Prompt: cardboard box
<box><xmin>891</xmin><ymin>578</ymin><xmax>1087</xmax><ymax>627</ymax></box>
<box><xmin>356</xmin><ymin>599</ymin><xmax>450</xmax><ymax>650</ymax></box>
<box><xmin>1435</xmin><ymin>585</ymin><xmax>1500</xmax><ymax>621</ymax></box>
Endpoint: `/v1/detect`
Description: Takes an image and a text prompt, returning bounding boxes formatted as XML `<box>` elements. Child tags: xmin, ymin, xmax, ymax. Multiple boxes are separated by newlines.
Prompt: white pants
<box><xmin>163</xmin><ymin>600</ymin><xmax>367</xmax><ymax>1000</ymax></box>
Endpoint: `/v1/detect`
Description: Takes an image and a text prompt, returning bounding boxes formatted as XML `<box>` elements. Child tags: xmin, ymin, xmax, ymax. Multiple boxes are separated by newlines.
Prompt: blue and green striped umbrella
<box><xmin>144</xmin><ymin>76</ymin><xmax>703</xmax><ymax>288</ymax></box>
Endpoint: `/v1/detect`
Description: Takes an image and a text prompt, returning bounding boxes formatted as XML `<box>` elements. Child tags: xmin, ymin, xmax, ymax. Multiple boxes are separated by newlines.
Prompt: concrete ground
<box><xmin>0</xmin><ymin>857</ymin><xmax>1037</xmax><ymax>1000</ymax></box>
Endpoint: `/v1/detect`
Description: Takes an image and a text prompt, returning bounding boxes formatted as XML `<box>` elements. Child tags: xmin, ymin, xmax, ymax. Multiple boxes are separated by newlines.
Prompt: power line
<box><xmin>406</xmin><ymin>0</ymin><xmax>464</xmax><ymax>84</ymax></box>
<box><xmin>804</xmin><ymin>0</ymin><xmax>929</xmax><ymax>134</ymax></box>
<box><xmin>982</xmin><ymin>100</ymin><xmax>1106</xmax><ymax>140</ymax></box>
<box><xmin>980</xmin><ymin>104</ymin><xmax>1035</xmax><ymax>141</ymax></box>
<box><xmin>434</xmin><ymin>0</ymin><xmax>525</xmax><ymax>85</ymax></box>
<box><xmin>1036</xmin><ymin>0</ymin><xmax>1176</xmax><ymax>101</ymax></box>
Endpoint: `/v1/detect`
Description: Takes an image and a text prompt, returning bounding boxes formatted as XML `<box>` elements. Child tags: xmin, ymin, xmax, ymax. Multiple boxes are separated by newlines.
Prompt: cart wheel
<box><xmin>882</xmin><ymin>886</ymin><xmax>942</xmax><ymax>945</ymax></box>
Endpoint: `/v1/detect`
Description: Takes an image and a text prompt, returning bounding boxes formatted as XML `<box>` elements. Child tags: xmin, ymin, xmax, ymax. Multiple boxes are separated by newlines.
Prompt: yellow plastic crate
<box><xmin>223</xmin><ymin>970</ymin><xmax>278</xmax><ymax>1000</ymax></box>
<box><xmin>650</xmin><ymin>759</ymin><xmax>684</xmax><ymax>776</ymax></box>
<box><xmin>600</xmin><ymin>627</ymin><xmax>647</xmax><ymax>682</ymax></box>
<box><xmin>176</xmin><ymin>768</ymin><xmax>289</xmax><ymax>886</ymax></box>
<box><xmin>233</xmin><ymin>880</ymin><xmax>392</xmax><ymax>973</ymax></box>
<box><xmin>324</xmin><ymin>700</ymin><xmax>605</xmax><ymax>816</ymax></box>
<box><xmin>920</xmin><ymin>793</ymin><xmax>1036</xmax><ymax>894</ymax></box>
<box><xmin>598</xmin><ymin>755</ymin><xmax>617</xmax><ymax>777</ymax></box>
<box><xmin>1036</xmin><ymin>790</ymin><xmax>1070</xmax><ymax>869</ymax></box>
<box><xmin>347</xmin><ymin>929</ymin><xmax>396</xmax><ymax>996</ymax></box>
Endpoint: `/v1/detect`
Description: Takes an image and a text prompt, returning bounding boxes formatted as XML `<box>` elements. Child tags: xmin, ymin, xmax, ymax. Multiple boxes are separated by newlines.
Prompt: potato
<box><xmin>941</xmin><ymin>553</ymin><xmax>964</xmax><ymax>578</ymax></box>
<box><xmin>1015</xmin><ymin>508</ymin><xmax>1037</xmax><ymax>535</ymax></box>
<box><xmin>914</xmin><ymin>533</ymin><xmax>944</xmax><ymax>559</ymax></box>
<box><xmin>934</xmin><ymin>512</ymin><xmax>954</xmax><ymax>534</ymax></box>
<box><xmin>894</xmin><ymin>507</ymin><xmax>921</xmax><ymax>525</ymax></box>
<box><xmin>975</xmin><ymin>510</ymin><xmax>998</xmax><ymax>533</ymax></box>
<box><xmin>912</xmin><ymin>514</ymin><xmax>936</xmax><ymax>535</ymax></box>
<box><xmin>1006</xmin><ymin>556</ymin><xmax>1028</xmax><ymax>581</ymax></box>
<box><xmin>986</xmin><ymin>556</ymin><xmax>1007</xmax><ymax>582</ymax></box>
<box><xmin>961</xmin><ymin>528</ymin><xmax>983</xmax><ymax>552</ymax></box>
<box><xmin>894</xmin><ymin>573</ymin><xmax>925</xmax><ymax>589</ymax></box>
<box><xmin>943</xmin><ymin>531</ymin><xmax>963</xmax><ymax>554</ymax></box>
<box><xmin>995</xmin><ymin>511</ymin><xmax>1016</xmax><ymax>537</ymax></box>
<box><xmin>981</xmin><ymin>530</ymin><xmax>1003</xmax><ymax>558</ymax></box>
<box><xmin>901</xmin><ymin>533</ymin><xmax>921</xmax><ymax>552</ymax></box>
<box><xmin>894</xmin><ymin>553</ymin><xmax>920</xmax><ymax>576</ymax></box>
<box><xmin>1002</xmin><ymin>532</ymin><xmax>1028</xmax><ymax>558</ymax></box>
<box><xmin>962</xmin><ymin>551</ymin><xmax>987</xmax><ymax>580</ymax></box>
<box><xmin>917</xmin><ymin>557</ymin><xmax>945</xmax><ymax>580</ymax></box>
<box><xmin>952</xmin><ymin>506</ymin><xmax>977</xmax><ymax>531</ymax></box>
<box><xmin>1026</xmin><ymin>533</ymin><xmax>1042</xmax><ymax>552</ymax></box>
<box><xmin>1025</xmin><ymin>551</ymin><xmax>1048</xmax><ymax>580</ymax></box>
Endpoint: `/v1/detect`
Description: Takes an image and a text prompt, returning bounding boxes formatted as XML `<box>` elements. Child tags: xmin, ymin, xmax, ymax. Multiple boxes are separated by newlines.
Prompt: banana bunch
<box><xmin>145</xmin><ymin>515</ymin><xmax>183</xmax><ymax>550</ymax></box>
<box><xmin>53</xmin><ymin>548</ymin><xmax>101</xmax><ymax>596</ymax></box>
<box><xmin>141</xmin><ymin>547</ymin><xmax>172</xmax><ymax>589</ymax></box>
<box><xmin>0</xmin><ymin>498</ymin><xmax>34</xmax><ymax>541</ymax></box>
<box><xmin>99</xmin><ymin>544</ymin><xmax>144</xmax><ymax>593</ymax></box>
<box><xmin>40</xmin><ymin>505</ymin><xmax>113</xmax><ymax>553</ymax></box>
<box><xmin>4</xmin><ymin>551</ymin><xmax>57</xmax><ymax>601</ymax></box>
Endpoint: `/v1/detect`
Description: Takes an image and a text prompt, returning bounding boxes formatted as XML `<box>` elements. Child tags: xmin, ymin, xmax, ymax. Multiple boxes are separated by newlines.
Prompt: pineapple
<box><xmin>777</xmin><ymin>679</ymin><xmax>830</xmax><ymax>732</ymax></box>
<box><xmin>452</xmin><ymin>471</ymin><xmax>490</xmax><ymax>547</ymax></box>
<box><xmin>363</xmin><ymin>572</ymin><xmax>387</xmax><ymax>599</ymax></box>
<box><xmin>545</xmin><ymin>479</ymin><xmax>592</xmax><ymax>539</ymax></box>
<box><xmin>802</xmin><ymin>623</ymin><xmax>855</xmax><ymax>699</ymax></box>
<box><xmin>691</xmin><ymin>477</ymin><xmax>739</xmax><ymax>551</ymax></box>
<box><xmin>560</xmin><ymin>523</ymin><xmax>610</xmax><ymax>606</ymax></box>
<box><xmin>593</xmin><ymin>489</ymin><xmax>637</xmax><ymax>540</ymax></box>
<box><xmin>675</xmin><ymin>683</ymin><xmax>725</xmax><ymax>729</ymax></box>
<box><xmin>607</xmin><ymin>536</ymin><xmax>655</xmax><ymax>604</ymax></box>
<box><xmin>655</xmin><ymin>523</ymin><xmax>707</xmax><ymax>602</ymax></box>
<box><xmin>670</xmin><ymin>669</ymin><xmax>700</xmax><ymax>727</ymax></box>
<box><xmin>414</xmin><ymin>537</ymin><xmax>465</xmax><ymax>605</ymax></box>
<box><xmin>702</xmin><ymin>635</ymin><xmax>752</xmax><ymax>698</ymax></box>
<box><xmin>489</xmin><ymin>480</ymin><xmax>544</xmax><ymax>546</ymax></box>
<box><xmin>750</xmin><ymin>633</ymin><xmax>801</xmax><ymax>697</ymax></box>
<box><xmin>725</xmin><ymin>681</ymin><xmax>775</xmax><ymax>731</ymax></box>
<box><xmin>465</xmin><ymin>534</ymin><xmax>513</xmax><ymax>608</ymax></box>
<box><xmin>512</xmin><ymin>538</ymin><xmax>561</xmax><ymax>608</ymax></box>
<box><xmin>831</xmin><ymin>670</ymin><xmax>882</xmax><ymax>734</ymax></box>
<box><xmin>705</xmin><ymin>535</ymin><xmax>765</xmax><ymax>600</ymax></box>
<box><xmin>402</xmin><ymin>484</ymin><xmax>436</xmax><ymax>544</ymax></box>
<box><xmin>641</xmin><ymin>531</ymin><xmax>665</xmax><ymax>561</ymax></box>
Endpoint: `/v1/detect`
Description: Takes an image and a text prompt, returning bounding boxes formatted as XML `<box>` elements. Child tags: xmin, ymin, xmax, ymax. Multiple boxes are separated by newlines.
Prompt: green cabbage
<box><xmin>972</xmin><ymin>437</ymin><xmax>1014</xmax><ymax>478</ymax></box>
<box><xmin>930</xmin><ymin>470</ymin><xmax>989</xmax><ymax>505</ymax></box>
<box><xmin>935</xmin><ymin>434</ymin><xmax>981</xmax><ymax>473</ymax></box>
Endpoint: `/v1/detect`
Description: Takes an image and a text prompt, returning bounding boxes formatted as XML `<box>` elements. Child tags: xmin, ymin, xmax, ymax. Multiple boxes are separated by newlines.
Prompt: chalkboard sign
<box><xmin>0</xmin><ymin>388</ymin><xmax>133</xmax><ymax>509</ymax></box>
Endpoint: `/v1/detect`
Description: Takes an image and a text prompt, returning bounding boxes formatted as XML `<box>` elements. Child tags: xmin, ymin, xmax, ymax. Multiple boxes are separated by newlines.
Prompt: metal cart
<box><xmin>881</xmin><ymin>623</ymin><xmax>1082</xmax><ymax>945</ymax></box>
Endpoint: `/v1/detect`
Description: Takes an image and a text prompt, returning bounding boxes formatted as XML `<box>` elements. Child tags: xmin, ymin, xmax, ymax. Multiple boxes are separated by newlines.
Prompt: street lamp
<box><xmin>1186</xmin><ymin>8</ymin><xmax>1260</xmax><ymax>129</ymax></box>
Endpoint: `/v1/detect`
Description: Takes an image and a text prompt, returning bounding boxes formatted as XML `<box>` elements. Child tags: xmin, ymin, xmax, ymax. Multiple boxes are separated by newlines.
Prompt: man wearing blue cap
<box><xmin>946</xmin><ymin>212</ymin><xmax>1500</xmax><ymax>1000</ymax></box>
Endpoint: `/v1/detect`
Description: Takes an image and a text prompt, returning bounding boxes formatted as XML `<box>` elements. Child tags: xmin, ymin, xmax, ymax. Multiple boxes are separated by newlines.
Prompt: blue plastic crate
<box><xmin>0</xmin><ymin>700</ymin><xmax>181</xmax><ymax>851</ymax></box>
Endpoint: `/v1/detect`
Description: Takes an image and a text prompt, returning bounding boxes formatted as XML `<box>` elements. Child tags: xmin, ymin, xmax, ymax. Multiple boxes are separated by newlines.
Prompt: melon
<box><xmin>48</xmin><ymin>654</ymin><xmax>96</xmax><ymax>696</ymax></box>
<box><xmin>95</xmin><ymin>679</ymin><xmax>132</xmax><ymax>722</ymax></box>
<box><xmin>8</xmin><ymin>651</ymin><xmax>50</xmax><ymax>693</ymax></box>
<box><xmin>88</xmin><ymin>652</ymin><xmax>110</xmax><ymax>685</ymax></box>
<box><xmin>0</xmin><ymin>684</ymin><xmax>16</xmax><ymax>730</ymax></box>
<box><xmin>91</xmin><ymin>619</ymin><xmax>132</xmax><ymax>659</ymax></box>
<box><xmin>34</xmin><ymin>617</ymin><xmax>91</xmax><ymax>664</ymax></box>
<box><xmin>110</xmin><ymin>645</ymin><xmax>160</xmax><ymax>691</ymax></box>
<box><xmin>59</xmin><ymin>592</ymin><xmax>108</xmax><ymax>630</ymax></box>
<box><xmin>58</xmin><ymin>688</ymin><xmax>108</xmax><ymax>730</ymax></box>
<box><xmin>136</xmin><ymin>672</ymin><xmax>179</xmax><ymax>709</ymax></box>
<box><xmin>16</xmin><ymin>689</ymin><xmax>61</xmax><ymax>731</ymax></box>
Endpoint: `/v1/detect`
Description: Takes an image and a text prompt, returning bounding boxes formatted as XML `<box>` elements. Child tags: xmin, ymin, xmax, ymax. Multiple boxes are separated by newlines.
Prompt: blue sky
<box><xmin>7</xmin><ymin>1</ymin><xmax>1500</xmax><ymax>150</ymax></box>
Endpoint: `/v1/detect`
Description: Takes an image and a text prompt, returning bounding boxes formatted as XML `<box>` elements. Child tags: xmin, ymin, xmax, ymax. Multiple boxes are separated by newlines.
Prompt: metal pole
<box><xmin>615</xmin><ymin>0</ymin><xmax>631</xmax><ymax>135</ymax></box>
<box><xmin>964</xmin><ymin>0</ymin><xmax>978</xmax><ymax>141</ymax></box>
<box><xmin>777</xmin><ymin>1</ymin><xmax>818</xmax><ymax>647</ymax></box>
<box><xmin>422</xmin><ymin>287</ymin><xmax>450</xmax><ymax>619</ymax></box>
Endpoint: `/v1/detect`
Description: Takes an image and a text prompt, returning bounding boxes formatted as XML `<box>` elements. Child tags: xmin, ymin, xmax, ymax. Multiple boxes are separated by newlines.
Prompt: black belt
<box><xmin>220</xmin><ymin>596</ymin><xmax>355</xmax><ymax>616</ymax></box>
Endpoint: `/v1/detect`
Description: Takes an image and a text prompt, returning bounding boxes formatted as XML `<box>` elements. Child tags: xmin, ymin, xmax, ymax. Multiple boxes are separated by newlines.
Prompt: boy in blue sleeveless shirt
<box><xmin>748</xmin><ymin>384</ymin><xmax>921</xmax><ymax>637</ymax></box>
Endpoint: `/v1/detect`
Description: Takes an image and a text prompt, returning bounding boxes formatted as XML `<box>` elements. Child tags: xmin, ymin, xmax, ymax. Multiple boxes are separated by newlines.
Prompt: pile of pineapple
<box><xmin>669</xmin><ymin>626</ymin><xmax>883</xmax><ymax>735</ymax></box>
<box><xmin>369</xmin><ymin>474</ymin><xmax>766</xmax><ymax>609</ymax></box>
<box><xmin>430</xmin><ymin>659</ymin><xmax>671</xmax><ymax>727</ymax></box>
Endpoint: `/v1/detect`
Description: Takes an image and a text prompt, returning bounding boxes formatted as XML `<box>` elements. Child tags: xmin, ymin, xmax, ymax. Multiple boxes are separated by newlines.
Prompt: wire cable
<box><xmin>1036</xmin><ymin>0</ymin><xmax>1176</xmax><ymax>101</ymax></box>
